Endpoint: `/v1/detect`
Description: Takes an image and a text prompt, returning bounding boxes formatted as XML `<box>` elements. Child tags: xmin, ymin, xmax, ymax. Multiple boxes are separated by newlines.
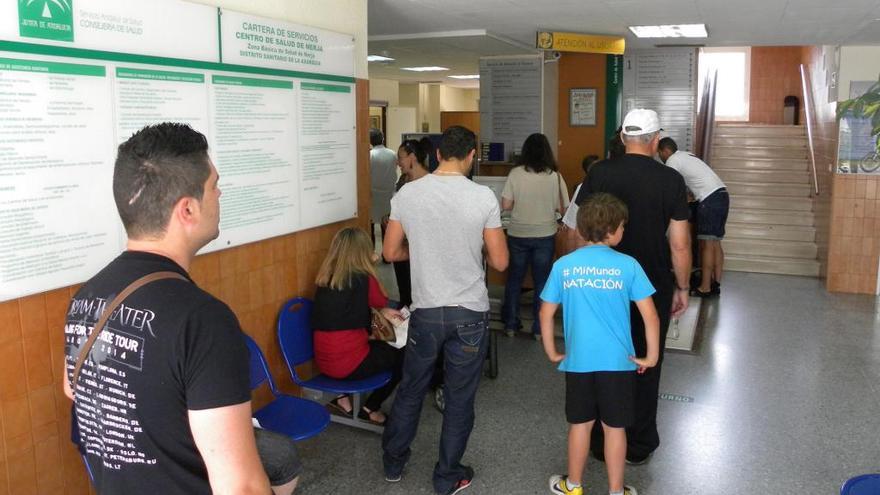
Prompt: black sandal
<box><xmin>358</xmin><ymin>406</ymin><xmax>387</xmax><ymax>426</ymax></box>
<box><xmin>327</xmin><ymin>395</ymin><xmax>352</xmax><ymax>415</ymax></box>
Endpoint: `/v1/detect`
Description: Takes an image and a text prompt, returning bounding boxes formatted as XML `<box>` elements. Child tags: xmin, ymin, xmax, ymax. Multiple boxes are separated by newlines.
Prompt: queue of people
<box><xmin>64</xmin><ymin>107</ymin><xmax>717</xmax><ymax>495</ymax></box>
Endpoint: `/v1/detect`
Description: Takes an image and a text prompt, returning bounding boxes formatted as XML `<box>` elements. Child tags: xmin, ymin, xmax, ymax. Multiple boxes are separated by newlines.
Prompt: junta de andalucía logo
<box><xmin>18</xmin><ymin>0</ymin><xmax>75</xmax><ymax>42</ymax></box>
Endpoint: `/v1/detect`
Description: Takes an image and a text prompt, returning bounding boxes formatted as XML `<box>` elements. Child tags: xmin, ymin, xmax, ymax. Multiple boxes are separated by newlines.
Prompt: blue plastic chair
<box><xmin>277</xmin><ymin>297</ymin><xmax>391</xmax><ymax>433</ymax></box>
<box><xmin>243</xmin><ymin>334</ymin><xmax>330</xmax><ymax>441</ymax></box>
<box><xmin>841</xmin><ymin>474</ymin><xmax>880</xmax><ymax>494</ymax></box>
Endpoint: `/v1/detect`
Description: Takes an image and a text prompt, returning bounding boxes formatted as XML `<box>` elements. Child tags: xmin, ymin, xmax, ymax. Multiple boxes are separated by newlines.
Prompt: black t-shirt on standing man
<box><xmin>576</xmin><ymin>153</ymin><xmax>690</xmax><ymax>291</ymax></box>
<box><xmin>64</xmin><ymin>251</ymin><xmax>251</xmax><ymax>494</ymax></box>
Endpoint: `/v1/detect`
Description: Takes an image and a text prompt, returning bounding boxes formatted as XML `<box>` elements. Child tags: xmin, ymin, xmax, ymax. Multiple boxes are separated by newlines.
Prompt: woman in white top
<box><xmin>500</xmin><ymin>133</ymin><xmax>569</xmax><ymax>338</ymax></box>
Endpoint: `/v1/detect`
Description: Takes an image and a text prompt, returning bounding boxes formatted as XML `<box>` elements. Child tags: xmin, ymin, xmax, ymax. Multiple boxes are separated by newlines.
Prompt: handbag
<box><xmin>370</xmin><ymin>308</ymin><xmax>395</xmax><ymax>342</ymax></box>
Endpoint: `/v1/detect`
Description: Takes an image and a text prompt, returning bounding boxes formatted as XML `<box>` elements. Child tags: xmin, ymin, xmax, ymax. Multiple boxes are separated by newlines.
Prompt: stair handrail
<box><xmin>799</xmin><ymin>63</ymin><xmax>820</xmax><ymax>196</ymax></box>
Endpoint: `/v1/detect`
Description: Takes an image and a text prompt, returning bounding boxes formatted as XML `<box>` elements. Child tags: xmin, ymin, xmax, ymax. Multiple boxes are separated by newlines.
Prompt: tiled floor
<box><xmin>295</xmin><ymin>269</ymin><xmax>880</xmax><ymax>494</ymax></box>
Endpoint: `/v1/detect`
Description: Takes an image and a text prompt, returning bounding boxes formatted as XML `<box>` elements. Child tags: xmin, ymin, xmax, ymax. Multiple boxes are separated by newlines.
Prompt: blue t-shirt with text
<box><xmin>540</xmin><ymin>245</ymin><xmax>655</xmax><ymax>373</ymax></box>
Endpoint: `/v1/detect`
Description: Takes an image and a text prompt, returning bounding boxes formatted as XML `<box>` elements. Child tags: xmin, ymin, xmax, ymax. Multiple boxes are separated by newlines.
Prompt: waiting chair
<box><xmin>277</xmin><ymin>297</ymin><xmax>391</xmax><ymax>434</ymax></box>
<box><xmin>244</xmin><ymin>334</ymin><xmax>330</xmax><ymax>441</ymax></box>
<box><xmin>841</xmin><ymin>474</ymin><xmax>880</xmax><ymax>495</ymax></box>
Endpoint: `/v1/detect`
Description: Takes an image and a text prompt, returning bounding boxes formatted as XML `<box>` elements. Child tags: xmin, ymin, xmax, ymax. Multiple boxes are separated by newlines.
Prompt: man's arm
<box><xmin>189</xmin><ymin>402</ymin><xmax>272</xmax><ymax>495</ymax></box>
<box><xmin>501</xmin><ymin>197</ymin><xmax>514</xmax><ymax>211</ymax></box>
<box><xmin>630</xmin><ymin>296</ymin><xmax>660</xmax><ymax>373</ymax></box>
<box><xmin>483</xmin><ymin>227</ymin><xmax>508</xmax><ymax>272</ymax></box>
<box><xmin>668</xmin><ymin>218</ymin><xmax>692</xmax><ymax>317</ymax></box>
<box><xmin>382</xmin><ymin>220</ymin><xmax>409</xmax><ymax>262</ymax></box>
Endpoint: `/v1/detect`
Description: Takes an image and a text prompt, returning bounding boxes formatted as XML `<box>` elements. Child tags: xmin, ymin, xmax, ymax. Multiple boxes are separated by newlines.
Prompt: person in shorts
<box><xmin>539</xmin><ymin>192</ymin><xmax>661</xmax><ymax>495</ymax></box>
<box><xmin>658</xmin><ymin>137</ymin><xmax>729</xmax><ymax>297</ymax></box>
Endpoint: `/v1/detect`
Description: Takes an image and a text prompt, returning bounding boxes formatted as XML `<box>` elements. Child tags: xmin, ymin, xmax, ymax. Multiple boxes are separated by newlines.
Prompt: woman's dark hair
<box><xmin>418</xmin><ymin>136</ymin><xmax>433</xmax><ymax>167</ymax></box>
<box><xmin>399</xmin><ymin>139</ymin><xmax>425</xmax><ymax>164</ymax></box>
<box><xmin>399</xmin><ymin>138</ymin><xmax>431</xmax><ymax>167</ymax></box>
<box><xmin>518</xmin><ymin>133</ymin><xmax>556</xmax><ymax>173</ymax></box>
<box><xmin>581</xmin><ymin>155</ymin><xmax>600</xmax><ymax>175</ymax></box>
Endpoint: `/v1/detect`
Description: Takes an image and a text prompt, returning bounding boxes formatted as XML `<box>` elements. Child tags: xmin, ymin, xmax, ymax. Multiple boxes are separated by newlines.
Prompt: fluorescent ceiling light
<box><xmin>629</xmin><ymin>24</ymin><xmax>708</xmax><ymax>38</ymax></box>
<box><xmin>449</xmin><ymin>75</ymin><xmax>479</xmax><ymax>79</ymax></box>
<box><xmin>400</xmin><ymin>66</ymin><xmax>449</xmax><ymax>72</ymax></box>
<box><xmin>367</xmin><ymin>55</ymin><xmax>395</xmax><ymax>62</ymax></box>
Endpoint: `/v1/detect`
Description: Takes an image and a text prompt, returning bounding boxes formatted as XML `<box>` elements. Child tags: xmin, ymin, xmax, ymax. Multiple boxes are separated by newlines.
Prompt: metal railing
<box><xmin>799</xmin><ymin>64</ymin><xmax>820</xmax><ymax>196</ymax></box>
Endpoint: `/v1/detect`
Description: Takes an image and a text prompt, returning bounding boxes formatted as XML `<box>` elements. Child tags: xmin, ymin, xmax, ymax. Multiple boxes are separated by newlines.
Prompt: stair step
<box><xmin>728</xmin><ymin>208</ymin><xmax>815</xmax><ymax>226</ymax></box>
<box><xmin>711</xmin><ymin>158</ymin><xmax>808</xmax><ymax>171</ymax></box>
<box><xmin>715</xmin><ymin>168</ymin><xmax>811</xmax><ymax>185</ymax></box>
<box><xmin>715</xmin><ymin>124</ymin><xmax>806</xmax><ymax>137</ymax></box>
<box><xmin>723</xmin><ymin>238</ymin><xmax>817</xmax><ymax>259</ymax></box>
<box><xmin>712</xmin><ymin>136</ymin><xmax>808</xmax><ymax>147</ymax></box>
<box><xmin>725</xmin><ymin>222</ymin><xmax>816</xmax><ymax>242</ymax></box>
<box><xmin>730</xmin><ymin>194</ymin><xmax>813</xmax><ymax>211</ymax></box>
<box><xmin>724</xmin><ymin>181</ymin><xmax>811</xmax><ymax>197</ymax></box>
<box><xmin>725</xmin><ymin>254</ymin><xmax>820</xmax><ymax>277</ymax></box>
<box><xmin>713</xmin><ymin>145</ymin><xmax>808</xmax><ymax>160</ymax></box>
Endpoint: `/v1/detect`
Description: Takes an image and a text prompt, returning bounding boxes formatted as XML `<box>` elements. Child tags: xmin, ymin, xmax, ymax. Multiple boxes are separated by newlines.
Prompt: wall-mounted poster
<box><xmin>570</xmin><ymin>88</ymin><xmax>597</xmax><ymax>126</ymax></box>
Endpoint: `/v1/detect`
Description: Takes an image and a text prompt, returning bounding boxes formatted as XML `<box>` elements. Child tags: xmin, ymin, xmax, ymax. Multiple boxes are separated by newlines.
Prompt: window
<box><xmin>699</xmin><ymin>47</ymin><xmax>750</xmax><ymax>121</ymax></box>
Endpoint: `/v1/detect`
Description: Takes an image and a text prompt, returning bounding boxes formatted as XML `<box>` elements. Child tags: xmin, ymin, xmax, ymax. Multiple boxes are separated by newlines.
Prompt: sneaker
<box><xmin>623</xmin><ymin>484</ymin><xmax>639</xmax><ymax>495</ymax></box>
<box><xmin>384</xmin><ymin>465</ymin><xmax>403</xmax><ymax>483</ymax></box>
<box><xmin>549</xmin><ymin>474</ymin><xmax>583</xmax><ymax>495</ymax></box>
<box><xmin>505</xmin><ymin>329</ymin><xmax>515</xmax><ymax>338</ymax></box>
<box><xmin>625</xmin><ymin>452</ymin><xmax>653</xmax><ymax>465</ymax></box>
<box><xmin>441</xmin><ymin>465</ymin><xmax>474</xmax><ymax>495</ymax></box>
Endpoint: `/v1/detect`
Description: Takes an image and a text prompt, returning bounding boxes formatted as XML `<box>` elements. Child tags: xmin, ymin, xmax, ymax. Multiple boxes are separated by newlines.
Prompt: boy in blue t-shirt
<box><xmin>539</xmin><ymin>192</ymin><xmax>660</xmax><ymax>495</ymax></box>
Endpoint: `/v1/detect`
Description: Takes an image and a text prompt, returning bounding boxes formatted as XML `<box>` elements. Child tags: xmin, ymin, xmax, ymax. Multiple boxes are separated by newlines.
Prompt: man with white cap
<box><xmin>573</xmin><ymin>108</ymin><xmax>692</xmax><ymax>464</ymax></box>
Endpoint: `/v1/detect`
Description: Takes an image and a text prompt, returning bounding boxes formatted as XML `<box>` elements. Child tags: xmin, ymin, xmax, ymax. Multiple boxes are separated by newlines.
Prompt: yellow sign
<box><xmin>536</xmin><ymin>31</ymin><xmax>625</xmax><ymax>55</ymax></box>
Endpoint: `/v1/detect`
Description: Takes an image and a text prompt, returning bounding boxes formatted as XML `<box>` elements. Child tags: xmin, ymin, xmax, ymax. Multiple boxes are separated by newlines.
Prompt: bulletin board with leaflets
<box><xmin>0</xmin><ymin>0</ymin><xmax>358</xmax><ymax>301</ymax></box>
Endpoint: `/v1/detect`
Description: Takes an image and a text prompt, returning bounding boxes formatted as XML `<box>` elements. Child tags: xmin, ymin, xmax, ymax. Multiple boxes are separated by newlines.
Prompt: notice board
<box><xmin>0</xmin><ymin>0</ymin><xmax>357</xmax><ymax>301</ymax></box>
<box><xmin>622</xmin><ymin>48</ymin><xmax>698</xmax><ymax>152</ymax></box>
<box><xmin>479</xmin><ymin>55</ymin><xmax>543</xmax><ymax>160</ymax></box>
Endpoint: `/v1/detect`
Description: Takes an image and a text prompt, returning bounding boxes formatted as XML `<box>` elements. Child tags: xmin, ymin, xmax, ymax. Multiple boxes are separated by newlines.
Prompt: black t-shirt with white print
<box><xmin>64</xmin><ymin>251</ymin><xmax>250</xmax><ymax>494</ymax></box>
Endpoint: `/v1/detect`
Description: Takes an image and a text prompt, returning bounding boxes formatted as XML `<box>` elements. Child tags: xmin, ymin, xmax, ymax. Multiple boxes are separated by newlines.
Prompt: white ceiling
<box><xmin>367</xmin><ymin>0</ymin><xmax>880</xmax><ymax>84</ymax></box>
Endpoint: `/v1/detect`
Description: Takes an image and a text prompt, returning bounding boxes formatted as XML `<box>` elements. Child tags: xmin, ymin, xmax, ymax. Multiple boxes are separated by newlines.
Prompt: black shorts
<box><xmin>255</xmin><ymin>427</ymin><xmax>302</xmax><ymax>486</ymax></box>
<box><xmin>565</xmin><ymin>371</ymin><xmax>636</xmax><ymax>427</ymax></box>
<box><xmin>696</xmin><ymin>188</ymin><xmax>729</xmax><ymax>240</ymax></box>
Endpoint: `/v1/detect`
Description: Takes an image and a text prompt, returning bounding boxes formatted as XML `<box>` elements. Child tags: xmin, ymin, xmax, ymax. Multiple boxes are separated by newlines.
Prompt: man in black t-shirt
<box><xmin>62</xmin><ymin>123</ymin><xmax>299</xmax><ymax>494</ymax></box>
<box><xmin>575</xmin><ymin>109</ymin><xmax>692</xmax><ymax>464</ymax></box>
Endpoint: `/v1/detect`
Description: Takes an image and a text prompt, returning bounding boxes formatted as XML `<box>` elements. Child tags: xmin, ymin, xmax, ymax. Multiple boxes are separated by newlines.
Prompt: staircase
<box><xmin>711</xmin><ymin>123</ymin><xmax>820</xmax><ymax>277</ymax></box>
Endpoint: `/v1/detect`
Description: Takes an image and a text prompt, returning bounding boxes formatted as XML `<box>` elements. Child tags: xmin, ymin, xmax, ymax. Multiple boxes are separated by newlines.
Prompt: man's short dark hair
<box><xmin>577</xmin><ymin>192</ymin><xmax>629</xmax><ymax>243</ymax></box>
<box><xmin>658</xmin><ymin>137</ymin><xmax>678</xmax><ymax>153</ymax></box>
<box><xmin>113</xmin><ymin>123</ymin><xmax>212</xmax><ymax>238</ymax></box>
<box><xmin>438</xmin><ymin>125</ymin><xmax>476</xmax><ymax>161</ymax></box>
<box><xmin>370</xmin><ymin>128</ymin><xmax>384</xmax><ymax>146</ymax></box>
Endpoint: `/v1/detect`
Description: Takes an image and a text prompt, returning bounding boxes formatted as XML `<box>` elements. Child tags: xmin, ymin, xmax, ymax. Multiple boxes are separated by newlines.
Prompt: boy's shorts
<box><xmin>696</xmin><ymin>188</ymin><xmax>729</xmax><ymax>240</ymax></box>
<box><xmin>565</xmin><ymin>371</ymin><xmax>636</xmax><ymax>427</ymax></box>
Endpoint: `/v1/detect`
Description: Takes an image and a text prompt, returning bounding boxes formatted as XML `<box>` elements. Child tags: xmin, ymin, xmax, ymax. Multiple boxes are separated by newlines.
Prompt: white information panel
<box><xmin>0</xmin><ymin>55</ymin><xmax>121</xmax><ymax>301</ymax></box>
<box><xmin>0</xmin><ymin>1</ymin><xmax>357</xmax><ymax>301</ymax></box>
<box><xmin>479</xmin><ymin>55</ymin><xmax>543</xmax><ymax>160</ymax></box>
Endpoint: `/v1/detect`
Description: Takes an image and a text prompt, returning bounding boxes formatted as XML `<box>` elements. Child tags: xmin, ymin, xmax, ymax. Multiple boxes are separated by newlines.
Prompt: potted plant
<box><xmin>836</xmin><ymin>78</ymin><xmax>880</xmax><ymax>173</ymax></box>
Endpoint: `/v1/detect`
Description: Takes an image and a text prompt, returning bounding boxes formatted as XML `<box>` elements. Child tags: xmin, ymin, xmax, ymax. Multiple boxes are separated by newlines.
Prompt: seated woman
<box><xmin>310</xmin><ymin>227</ymin><xmax>403</xmax><ymax>425</ymax></box>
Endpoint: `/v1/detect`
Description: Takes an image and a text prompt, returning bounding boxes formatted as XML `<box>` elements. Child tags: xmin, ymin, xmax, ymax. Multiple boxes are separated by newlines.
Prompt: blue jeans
<box><xmin>502</xmin><ymin>234</ymin><xmax>556</xmax><ymax>334</ymax></box>
<box><xmin>382</xmin><ymin>306</ymin><xmax>489</xmax><ymax>494</ymax></box>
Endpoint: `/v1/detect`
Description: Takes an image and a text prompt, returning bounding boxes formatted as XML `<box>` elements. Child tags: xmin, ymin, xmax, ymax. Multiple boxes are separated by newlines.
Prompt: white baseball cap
<box><xmin>621</xmin><ymin>109</ymin><xmax>661</xmax><ymax>136</ymax></box>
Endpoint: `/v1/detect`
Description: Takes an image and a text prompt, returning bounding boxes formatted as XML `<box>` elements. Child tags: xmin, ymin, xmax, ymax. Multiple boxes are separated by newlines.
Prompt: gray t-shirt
<box><xmin>390</xmin><ymin>174</ymin><xmax>502</xmax><ymax>312</ymax></box>
<box><xmin>370</xmin><ymin>145</ymin><xmax>398</xmax><ymax>222</ymax></box>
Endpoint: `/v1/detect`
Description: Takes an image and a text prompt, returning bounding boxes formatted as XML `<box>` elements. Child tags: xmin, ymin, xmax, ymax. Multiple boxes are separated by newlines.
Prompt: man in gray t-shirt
<box><xmin>381</xmin><ymin>126</ymin><xmax>508</xmax><ymax>495</ymax></box>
